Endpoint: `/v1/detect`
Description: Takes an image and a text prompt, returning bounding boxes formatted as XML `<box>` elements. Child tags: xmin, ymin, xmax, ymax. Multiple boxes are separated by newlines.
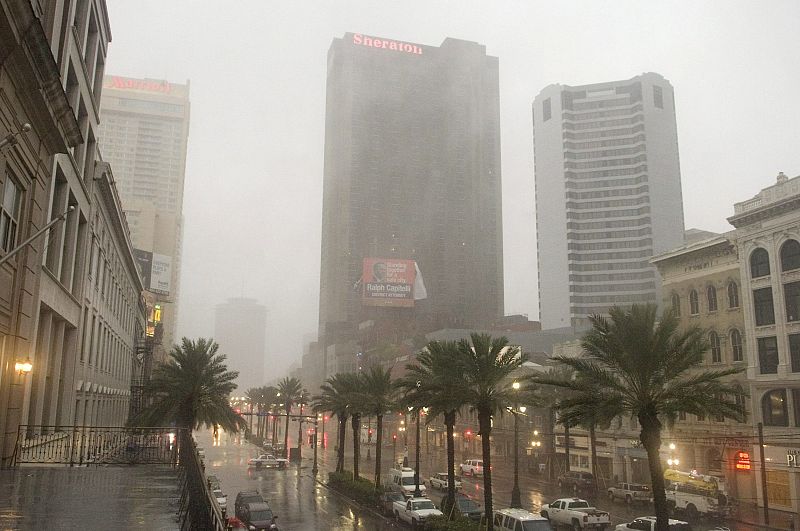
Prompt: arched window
<box><xmin>762</xmin><ymin>389</ymin><xmax>788</xmax><ymax>426</ymax></box>
<box><xmin>727</xmin><ymin>281</ymin><xmax>739</xmax><ymax>309</ymax></box>
<box><xmin>780</xmin><ymin>240</ymin><xmax>800</xmax><ymax>271</ymax></box>
<box><xmin>707</xmin><ymin>286</ymin><xmax>718</xmax><ymax>312</ymax></box>
<box><xmin>750</xmin><ymin>248</ymin><xmax>770</xmax><ymax>278</ymax></box>
<box><xmin>689</xmin><ymin>290</ymin><xmax>699</xmax><ymax>315</ymax></box>
<box><xmin>671</xmin><ymin>293</ymin><xmax>681</xmax><ymax>317</ymax></box>
<box><xmin>710</xmin><ymin>332</ymin><xmax>721</xmax><ymax>363</ymax></box>
<box><xmin>731</xmin><ymin>329</ymin><xmax>743</xmax><ymax>362</ymax></box>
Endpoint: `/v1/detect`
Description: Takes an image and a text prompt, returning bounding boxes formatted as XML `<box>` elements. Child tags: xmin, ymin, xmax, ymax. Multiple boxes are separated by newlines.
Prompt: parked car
<box><xmin>235</xmin><ymin>490</ymin><xmax>265</xmax><ymax>515</ymax></box>
<box><xmin>237</xmin><ymin>502</ymin><xmax>276</xmax><ymax>530</ymax></box>
<box><xmin>540</xmin><ymin>498</ymin><xmax>610</xmax><ymax>530</ymax></box>
<box><xmin>491</xmin><ymin>508</ymin><xmax>553</xmax><ymax>531</ymax></box>
<box><xmin>388</xmin><ymin>467</ymin><xmax>427</xmax><ymax>498</ymax></box>
<box><xmin>379</xmin><ymin>491</ymin><xmax>406</xmax><ymax>516</ymax></box>
<box><xmin>247</xmin><ymin>454</ymin><xmax>289</xmax><ymax>468</ymax></box>
<box><xmin>392</xmin><ymin>497</ymin><xmax>443</xmax><ymax>527</ymax></box>
<box><xmin>607</xmin><ymin>483</ymin><xmax>652</xmax><ymax>505</ymax></box>
<box><xmin>558</xmin><ymin>471</ymin><xmax>596</xmax><ymax>493</ymax></box>
<box><xmin>207</xmin><ymin>475</ymin><xmax>221</xmax><ymax>489</ymax></box>
<box><xmin>615</xmin><ymin>516</ymin><xmax>692</xmax><ymax>531</ymax></box>
<box><xmin>460</xmin><ymin>459</ymin><xmax>485</xmax><ymax>477</ymax></box>
<box><xmin>213</xmin><ymin>488</ymin><xmax>228</xmax><ymax>509</ymax></box>
<box><xmin>451</xmin><ymin>493</ymin><xmax>483</xmax><ymax>522</ymax></box>
<box><xmin>428</xmin><ymin>472</ymin><xmax>462</xmax><ymax>491</ymax></box>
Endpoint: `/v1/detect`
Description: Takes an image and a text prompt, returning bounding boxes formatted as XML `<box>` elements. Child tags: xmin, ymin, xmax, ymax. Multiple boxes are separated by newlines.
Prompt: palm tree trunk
<box><xmin>640</xmin><ymin>412</ymin><xmax>669</xmax><ymax>531</ymax></box>
<box><xmin>589</xmin><ymin>421</ymin><xmax>599</xmax><ymax>496</ymax></box>
<box><xmin>564</xmin><ymin>423</ymin><xmax>571</xmax><ymax>472</ymax></box>
<box><xmin>444</xmin><ymin>410</ymin><xmax>457</xmax><ymax>519</ymax></box>
<box><xmin>337</xmin><ymin>415</ymin><xmax>347</xmax><ymax>473</ymax></box>
<box><xmin>374</xmin><ymin>414</ymin><xmax>383</xmax><ymax>488</ymax></box>
<box><xmin>284</xmin><ymin>406</ymin><xmax>291</xmax><ymax>459</ymax></box>
<box><xmin>351</xmin><ymin>413</ymin><xmax>361</xmax><ymax>479</ymax></box>
<box><xmin>478</xmin><ymin>410</ymin><xmax>495</xmax><ymax>531</ymax></box>
<box><xmin>272</xmin><ymin>415</ymin><xmax>278</xmax><ymax>448</ymax></box>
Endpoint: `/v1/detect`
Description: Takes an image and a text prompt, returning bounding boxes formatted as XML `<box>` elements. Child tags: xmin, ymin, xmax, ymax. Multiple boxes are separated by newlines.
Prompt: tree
<box><xmin>313</xmin><ymin>373</ymin><xmax>358</xmax><ymax>473</ymax></box>
<box><xmin>538</xmin><ymin>366</ymin><xmax>576</xmax><ymax>477</ymax></box>
<box><xmin>277</xmin><ymin>377</ymin><xmax>303</xmax><ymax>459</ymax></box>
<box><xmin>131</xmin><ymin>337</ymin><xmax>245</xmax><ymax>432</ymax></box>
<box><xmin>536</xmin><ymin>305</ymin><xmax>745</xmax><ymax>531</ymax></box>
<box><xmin>350</xmin><ymin>384</ymin><xmax>364</xmax><ymax>480</ymax></box>
<box><xmin>458</xmin><ymin>334</ymin><xmax>526</xmax><ymax>530</ymax></box>
<box><xmin>402</xmin><ymin>340</ymin><xmax>465</xmax><ymax>517</ymax></box>
<box><xmin>360</xmin><ymin>366</ymin><xmax>396</xmax><ymax>488</ymax></box>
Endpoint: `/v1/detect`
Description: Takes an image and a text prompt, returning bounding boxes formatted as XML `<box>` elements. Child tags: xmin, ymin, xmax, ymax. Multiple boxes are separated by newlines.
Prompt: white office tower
<box><xmin>533</xmin><ymin>73</ymin><xmax>685</xmax><ymax>329</ymax></box>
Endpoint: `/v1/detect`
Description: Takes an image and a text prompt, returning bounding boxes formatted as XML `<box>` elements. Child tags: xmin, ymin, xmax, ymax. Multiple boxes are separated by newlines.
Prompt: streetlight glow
<box><xmin>15</xmin><ymin>357</ymin><xmax>33</xmax><ymax>375</ymax></box>
<box><xmin>512</xmin><ymin>381</ymin><xmax>520</xmax><ymax>390</ymax></box>
<box><xmin>519</xmin><ymin>406</ymin><xmax>526</xmax><ymax>413</ymax></box>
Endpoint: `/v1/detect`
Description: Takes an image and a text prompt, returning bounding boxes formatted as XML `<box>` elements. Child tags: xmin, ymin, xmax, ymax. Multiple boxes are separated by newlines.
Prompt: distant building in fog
<box><xmin>318</xmin><ymin>33</ymin><xmax>504</xmax><ymax>377</ymax></box>
<box><xmin>533</xmin><ymin>73</ymin><xmax>685</xmax><ymax>329</ymax></box>
<box><xmin>214</xmin><ymin>298</ymin><xmax>267</xmax><ymax>392</ymax></box>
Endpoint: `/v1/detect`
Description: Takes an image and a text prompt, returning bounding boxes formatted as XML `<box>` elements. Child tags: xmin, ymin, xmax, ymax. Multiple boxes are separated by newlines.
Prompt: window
<box><xmin>734</xmin><ymin>389</ymin><xmax>746</xmax><ymax>420</ymax></box>
<box><xmin>678</xmin><ymin>411</ymin><xmax>686</xmax><ymax>421</ymax></box>
<box><xmin>731</xmin><ymin>329</ymin><xmax>744</xmax><ymax>362</ymax></box>
<box><xmin>710</xmin><ymin>332</ymin><xmax>721</xmax><ymax>363</ymax></box>
<box><xmin>780</xmin><ymin>240</ymin><xmax>800</xmax><ymax>271</ymax></box>
<box><xmin>728</xmin><ymin>281</ymin><xmax>740</xmax><ymax>309</ymax></box>
<box><xmin>790</xmin><ymin>334</ymin><xmax>800</xmax><ymax>373</ymax></box>
<box><xmin>543</xmin><ymin>98</ymin><xmax>551</xmax><ymax>121</ymax></box>
<box><xmin>653</xmin><ymin>85</ymin><xmax>664</xmax><ymax>108</ymax></box>
<box><xmin>761</xmin><ymin>389</ymin><xmax>788</xmax><ymax>426</ymax></box>
<box><xmin>758</xmin><ymin>337</ymin><xmax>779</xmax><ymax>374</ymax></box>
<box><xmin>753</xmin><ymin>288</ymin><xmax>775</xmax><ymax>326</ymax></box>
<box><xmin>689</xmin><ymin>290</ymin><xmax>699</xmax><ymax>315</ymax></box>
<box><xmin>793</xmin><ymin>389</ymin><xmax>800</xmax><ymax>427</ymax></box>
<box><xmin>785</xmin><ymin>282</ymin><xmax>800</xmax><ymax>322</ymax></box>
<box><xmin>0</xmin><ymin>174</ymin><xmax>22</xmax><ymax>253</ymax></box>
<box><xmin>671</xmin><ymin>293</ymin><xmax>680</xmax><ymax>316</ymax></box>
<box><xmin>750</xmin><ymin>248</ymin><xmax>770</xmax><ymax>278</ymax></box>
<box><xmin>707</xmin><ymin>285</ymin><xmax>718</xmax><ymax>312</ymax></box>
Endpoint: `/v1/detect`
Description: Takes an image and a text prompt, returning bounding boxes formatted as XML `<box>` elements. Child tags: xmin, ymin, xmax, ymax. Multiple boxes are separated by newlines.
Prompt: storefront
<box><xmin>754</xmin><ymin>444</ymin><xmax>800</xmax><ymax>514</ymax></box>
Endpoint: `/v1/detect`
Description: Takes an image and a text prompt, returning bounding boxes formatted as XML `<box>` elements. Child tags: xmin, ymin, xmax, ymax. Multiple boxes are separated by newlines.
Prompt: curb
<box><xmin>314</xmin><ymin>477</ymin><xmax>398</xmax><ymax>525</ymax></box>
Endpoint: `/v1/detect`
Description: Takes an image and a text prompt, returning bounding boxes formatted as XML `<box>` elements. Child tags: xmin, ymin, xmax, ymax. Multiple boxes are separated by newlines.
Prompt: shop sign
<box><xmin>735</xmin><ymin>451</ymin><xmax>751</xmax><ymax>471</ymax></box>
<box><xmin>788</xmin><ymin>449</ymin><xmax>800</xmax><ymax>468</ymax></box>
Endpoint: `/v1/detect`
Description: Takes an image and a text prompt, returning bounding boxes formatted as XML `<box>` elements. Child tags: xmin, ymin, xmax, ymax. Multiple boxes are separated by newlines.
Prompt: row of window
<box><xmin>708</xmin><ymin>329</ymin><xmax>744</xmax><ymax>362</ymax></box>
<box><xmin>750</xmin><ymin>241</ymin><xmax>800</xmax><ymax>278</ymax></box>
<box><xmin>758</xmin><ymin>334</ymin><xmax>800</xmax><ymax>374</ymax></box>
<box><xmin>753</xmin><ymin>282</ymin><xmax>800</xmax><ymax>326</ymax></box>
<box><xmin>671</xmin><ymin>282</ymin><xmax>739</xmax><ymax>316</ymax></box>
<box><xmin>762</xmin><ymin>388</ymin><xmax>800</xmax><ymax>427</ymax></box>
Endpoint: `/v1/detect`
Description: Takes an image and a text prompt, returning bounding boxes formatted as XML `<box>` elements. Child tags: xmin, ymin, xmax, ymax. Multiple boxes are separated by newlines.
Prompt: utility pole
<box><xmin>758</xmin><ymin>423</ymin><xmax>769</xmax><ymax>526</ymax></box>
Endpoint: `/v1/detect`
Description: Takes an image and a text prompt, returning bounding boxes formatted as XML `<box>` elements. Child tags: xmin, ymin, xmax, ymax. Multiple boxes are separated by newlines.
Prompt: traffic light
<box><xmin>393</xmin><ymin>434</ymin><xmax>397</xmax><ymax>441</ymax></box>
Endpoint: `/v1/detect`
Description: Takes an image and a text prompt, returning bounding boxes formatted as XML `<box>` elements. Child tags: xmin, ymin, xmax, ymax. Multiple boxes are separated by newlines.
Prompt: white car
<box><xmin>615</xmin><ymin>516</ymin><xmax>691</xmax><ymax>531</ymax></box>
<box><xmin>428</xmin><ymin>472</ymin><xmax>462</xmax><ymax>491</ymax></box>
<box><xmin>460</xmin><ymin>459</ymin><xmax>485</xmax><ymax>477</ymax></box>
<box><xmin>212</xmin><ymin>488</ymin><xmax>227</xmax><ymax>508</ymax></box>
<box><xmin>247</xmin><ymin>454</ymin><xmax>289</xmax><ymax>468</ymax></box>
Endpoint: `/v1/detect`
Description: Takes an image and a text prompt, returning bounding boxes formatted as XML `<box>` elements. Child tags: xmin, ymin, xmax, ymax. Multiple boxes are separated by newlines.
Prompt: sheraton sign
<box><xmin>352</xmin><ymin>33</ymin><xmax>423</xmax><ymax>55</ymax></box>
<box><xmin>105</xmin><ymin>76</ymin><xmax>172</xmax><ymax>94</ymax></box>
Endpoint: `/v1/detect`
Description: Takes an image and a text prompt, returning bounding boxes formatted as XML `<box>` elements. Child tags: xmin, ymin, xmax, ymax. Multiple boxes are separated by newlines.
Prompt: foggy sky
<box><xmin>104</xmin><ymin>1</ymin><xmax>800</xmax><ymax>377</ymax></box>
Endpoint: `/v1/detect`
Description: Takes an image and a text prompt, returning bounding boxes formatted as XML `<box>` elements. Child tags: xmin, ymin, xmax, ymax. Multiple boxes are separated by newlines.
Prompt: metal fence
<box><xmin>11</xmin><ymin>426</ymin><xmax>226</xmax><ymax>530</ymax></box>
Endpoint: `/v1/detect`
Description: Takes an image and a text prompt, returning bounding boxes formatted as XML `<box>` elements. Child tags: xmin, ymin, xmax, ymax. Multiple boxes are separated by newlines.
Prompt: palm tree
<box><xmin>131</xmin><ymin>337</ymin><xmax>245</xmax><ymax>432</ymax></box>
<box><xmin>539</xmin><ymin>366</ymin><xmax>576</xmax><ymax>477</ymax></box>
<box><xmin>360</xmin><ymin>366</ymin><xmax>396</xmax><ymax>488</ymax></box>
<box><xmin>313</xmin><ymin>373</ymin><xmax>357</xmax><ymax>473</ymax></box>
<box><xmin>350</xmin><ymin>383</ymin><xmax>365</xmax><ymax>480</ymax></box>
<box><xmin>277</xmin><ymin>377</ymin><xmax>303</xmax><ymax>459</ymax></box>
<box><xmin>458</xmin><ymin>334</ymin><xmax>526</xmax><ymax>531</ymax></box>
<box><xmin>402</xmin><ymin>340</ymin><xmax>465</xmax><ymax>517</ymax></box>
<box><xmin>262</xmin><ymin>386</ymin><xmax>280</xmax><ymax>440</ymax></box>
<box><xmin>536</xmin><ymin>305</ymin><xmax>745</xmax><ymax>531</ymax></box>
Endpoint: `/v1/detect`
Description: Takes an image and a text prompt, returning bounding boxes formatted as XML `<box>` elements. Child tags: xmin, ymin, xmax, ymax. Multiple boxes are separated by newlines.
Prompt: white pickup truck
<box><xmin>247</xmin><ymin>454</ymin><xmax>289</xmax><ymax>468</ymax></box>
<box><xmin>607</xmin><ymin>483</ymin><xmax>653</xmax><ymax>505</ymax></box>
<box><xmin>540</xmin><ymin>498</ymin><xmax>611</xmax><ymax>530</ymax></box>
<box><xmin>393</xmin><ymin>497</ymin><xmax>443</xmax><ymax>527</ymax></box>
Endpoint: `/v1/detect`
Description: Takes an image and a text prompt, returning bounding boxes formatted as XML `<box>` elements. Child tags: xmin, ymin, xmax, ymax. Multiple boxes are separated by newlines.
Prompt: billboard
<box><xmin>134</xmin><ymin>249</ymin><xmax>172</xmax><ymax>296</ymax></box>
<box><xmin>362</xmin><ymin>258</ymin><xmax>416</xmax><ymax>307</ymax></box>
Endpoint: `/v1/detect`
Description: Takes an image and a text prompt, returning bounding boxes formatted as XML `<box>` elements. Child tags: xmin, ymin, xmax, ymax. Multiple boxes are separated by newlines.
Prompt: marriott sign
<box><xmin>352</xmin><ymin>33</ymin><xmax>423</xmax><ymax>55</ymax></box>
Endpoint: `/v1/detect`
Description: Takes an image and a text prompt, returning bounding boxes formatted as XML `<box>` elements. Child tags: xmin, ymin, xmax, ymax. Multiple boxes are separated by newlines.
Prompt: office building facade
<box><xmin>214</xmin><ymin>298</ymin><xmax>267</xmax><ymax>392</ymax></box>
<box><xmin>98</xmin><ymin>76</ymin><xmax>190</xmax><ymax>351</ymax></box>
<box><xmin>319</xmin><ymin>33</ymin><xmax>504</xmax><ymax>356</ymax></box>
<box><xmin>533</xmin><ymin>73</ymin><xmax>684</xmax><ymax>329</ymax></box>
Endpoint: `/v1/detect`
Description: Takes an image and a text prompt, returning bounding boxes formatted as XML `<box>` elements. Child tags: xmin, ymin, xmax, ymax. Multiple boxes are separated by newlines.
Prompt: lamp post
<box><xmin>413</xmin><ymin>405</ymin><xmax>422</xmax><ymax>497</ymax></box>
<box><xmin>312</xmin><ymin>417</ymin><xmax>319</xmax><ymax>476</ymax></box>
<box><xmin>393</xmin><ymin>433</ymin><xmax>397</xmax><ymax>465</ymax></box>
<box><xmin>511</xmin><ymin>381</ymin><xmax>522</xmax><ymax>508</ymax></box>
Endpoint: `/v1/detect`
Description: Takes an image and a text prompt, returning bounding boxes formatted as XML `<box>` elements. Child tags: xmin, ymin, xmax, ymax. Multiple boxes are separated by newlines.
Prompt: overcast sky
<box><xmin>105</xmin><ymin>1</ymin><xmax>800</xmax><ymax>376</ymax></box>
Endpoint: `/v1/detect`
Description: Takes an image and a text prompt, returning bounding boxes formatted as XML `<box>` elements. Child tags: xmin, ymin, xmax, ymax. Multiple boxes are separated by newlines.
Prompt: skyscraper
<box><xmin>98</xmin><ymin>76</ymin><xmax>191</xmax><ymax>350</ymax></box>
<box><xmin>319</xmin><ymin>33</ymin><xmax>503</xmax><ymax>353</ymax></box>
<box><xmin>533</xmin><ymin>73</ymin><xmax>684</xmax><ymax>329</ymax></box>
<box><xmin>214</xmin><ymin>298</ymin><xmax>267</xmax><ymax>392</ymax></box>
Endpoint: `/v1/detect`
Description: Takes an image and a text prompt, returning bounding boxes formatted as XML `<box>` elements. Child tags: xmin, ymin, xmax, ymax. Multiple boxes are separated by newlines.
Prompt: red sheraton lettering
<box><xmin>352</xmin><ymin>33</ymin><xmax>423</xmax><ymax>55</ymax></box>
<box><xmin>107</xmin><ymin>76</ymin><xmax>172</xmax><ymax>94</ymax></box>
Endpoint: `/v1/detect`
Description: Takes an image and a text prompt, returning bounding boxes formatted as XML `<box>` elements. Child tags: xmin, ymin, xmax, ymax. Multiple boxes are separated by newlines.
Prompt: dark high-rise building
<box><xmin>319</xmin><ymin>33</ymin><xmax>503</xmax><ymax>348</ymax></box>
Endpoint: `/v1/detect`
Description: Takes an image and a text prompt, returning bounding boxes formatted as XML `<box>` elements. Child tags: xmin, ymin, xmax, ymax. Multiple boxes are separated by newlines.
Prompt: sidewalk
<box><xmin>0</xmin><ymin>466</ymin><xmax>180</xmax><ymax>530</ymax></box>
<box><xmin>734</xmin><ymin>501</ymin><xmax>797</xmax><ymax>531</ymax></box>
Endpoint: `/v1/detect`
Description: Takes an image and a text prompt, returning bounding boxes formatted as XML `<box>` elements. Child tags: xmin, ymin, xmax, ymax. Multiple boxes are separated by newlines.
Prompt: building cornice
<box><xmin>727</xmin><ymin>194</ymin><xmax>800</xmax><ymax>229</ymax></box>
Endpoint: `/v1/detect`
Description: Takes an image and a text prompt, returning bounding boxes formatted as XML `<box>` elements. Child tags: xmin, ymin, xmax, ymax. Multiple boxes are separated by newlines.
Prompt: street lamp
<box><xmin>312</xmin><ymin>417</ymin><xmax>319</xmax><ymax>476</ymax></box>
<box><xmin>14</xmin><ymin>357</ymin><xmax>32</xmax><ymax>375</ymax></box>
<box><xmin>510</xmin><ymin>381</ymin><xmax>522</xmax><ymax>508</ymax></box>
<box><xmin>413</xmin><ymin>380</ymin><xmax>422</xmax><ymax>497</ymax></box>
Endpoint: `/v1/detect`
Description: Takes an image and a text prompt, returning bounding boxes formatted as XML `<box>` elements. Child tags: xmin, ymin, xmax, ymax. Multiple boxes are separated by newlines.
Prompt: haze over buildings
<box><xmin>317</xmin><ymin>33</ymin><xmax>504</xmax><ymax>376</ymax></box>
<box><xmin>99</xmin><ymin>76</ymin><xmax>191</xmax><ymax>349</ymax></box>
<box><xmin>214</xmin><ymin>298</ymin><xmax>267</xmax><ymax>391</ymax></box>
<box><xmin>533</xmin><ymin>73</ymin><xmax>685</xmax><ymax>329</ymax></box>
